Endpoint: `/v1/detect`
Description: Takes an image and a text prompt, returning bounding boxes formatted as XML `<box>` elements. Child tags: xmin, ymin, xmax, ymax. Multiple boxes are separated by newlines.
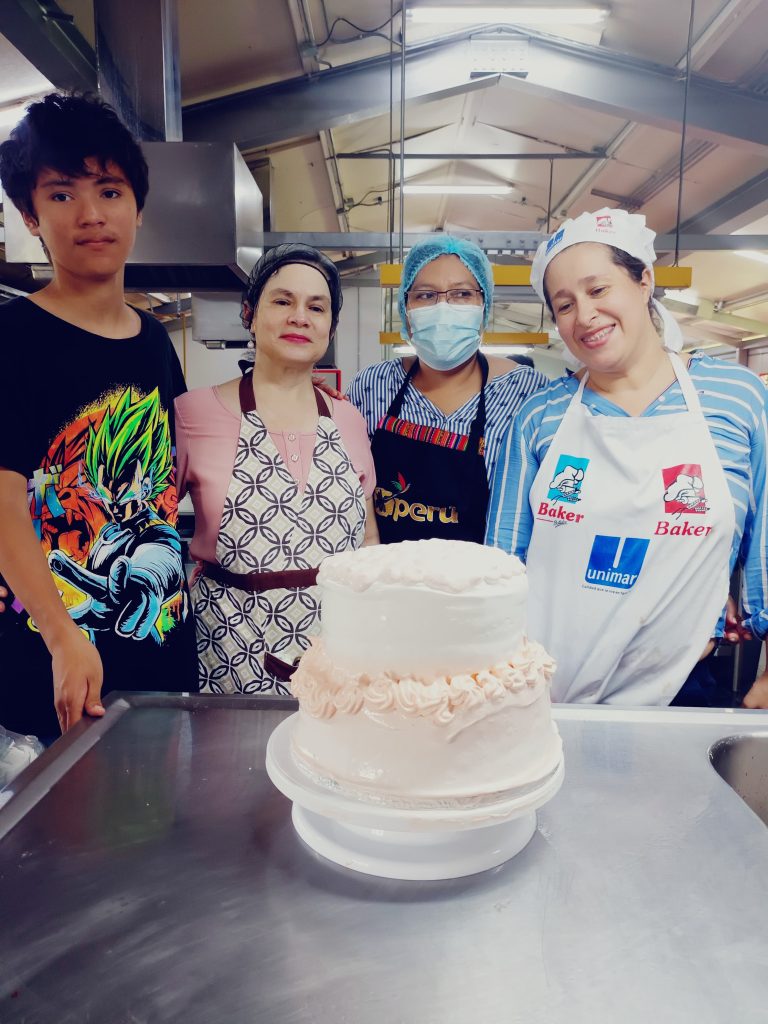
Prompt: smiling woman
<box><xmin>486</xmin><ymin>208</ymin><xmax>768</xmax><ymax>710</ymax></box>
<box><xmin>175</xmin><ymin>244</ymin><xmax>379</xmax><ymax>696</ymax></box>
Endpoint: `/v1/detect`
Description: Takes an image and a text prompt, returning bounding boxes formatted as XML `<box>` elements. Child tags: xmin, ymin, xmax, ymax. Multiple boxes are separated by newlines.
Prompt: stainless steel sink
<box><xmin>710</xmin><ymin>733</ymin><xmax>768</xmax><ymax>826</ymax></box>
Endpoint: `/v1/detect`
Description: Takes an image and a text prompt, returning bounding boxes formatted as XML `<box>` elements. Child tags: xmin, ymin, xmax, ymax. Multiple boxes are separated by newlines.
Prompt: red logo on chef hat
<box><xmin>662</xmin><ymin>464</ymin><xmax>709</xmax><ymax>515</ymax></box>
<box><xmin>595</xmin><ymin>214</ymin><xmax>613</xmax><ymax>231</ymax></box>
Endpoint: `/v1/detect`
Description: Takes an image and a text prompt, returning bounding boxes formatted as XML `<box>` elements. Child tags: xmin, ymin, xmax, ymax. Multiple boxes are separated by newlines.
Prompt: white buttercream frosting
<box><xmin>317</xmin><ymin>538</ymin><xmax>524</xmax><ymax>592</ymax></box>
<box><xmin>319</xmin><ymin>539</ymin><xmax>528</xmax><ymax>676</ymax></box>
<box><xmin>290</xmin><ymin>539</ymin><xmax>562</xmax><ymax>808</ymax></box>
<box><xmin>291</xmin><ymin>637</ymin><xmax>555</xmax><ymax>724</ymax></box>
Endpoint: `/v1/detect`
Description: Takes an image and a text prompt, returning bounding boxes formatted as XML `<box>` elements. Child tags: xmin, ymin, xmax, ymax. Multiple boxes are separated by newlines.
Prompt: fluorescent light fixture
<box><xmin>735</xmin><ymin>250</ymin><xmax>768</xmax><ymax>265</ymax></box>
<box><xmin>403</xmin><ymin>183</ymin><xmax>514</xmax><ymax>196</ymax></box>
<box><xmin>742</xmin><ymin>333</ymin><xmax>768</xmax><ymax>342</ymax></box>
<box><xmin>409</xmin><ymin>6</ymin><xmax>609</xmax><ymax>25</ymax></box>
<box><xmin>664</xmin><ymin>287</ymin><xmax>699</xmax><ymax>305</ymax></box>
<box><xmin>394</xmin><ymin>344</ymin><xmax>538</xmax><ymax>356</ymax></box>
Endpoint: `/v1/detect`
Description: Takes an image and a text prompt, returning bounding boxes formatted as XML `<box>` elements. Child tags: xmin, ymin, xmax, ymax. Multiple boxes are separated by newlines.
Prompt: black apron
<box><xmin>371</xmin><ymin>354</ymin><xmax>490</xmax><ymax>543</ymax></box>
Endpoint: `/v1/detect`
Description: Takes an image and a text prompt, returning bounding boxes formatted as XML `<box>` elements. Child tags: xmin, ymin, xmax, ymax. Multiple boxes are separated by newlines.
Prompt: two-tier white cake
<box><xmin>290</xmin><ymin>539</ymin><xmax>561</xmax><ymax>809</ymax></box>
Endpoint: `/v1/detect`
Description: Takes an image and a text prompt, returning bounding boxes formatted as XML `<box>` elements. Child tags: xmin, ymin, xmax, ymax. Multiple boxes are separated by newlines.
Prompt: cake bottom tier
<box><xmin>290</xmin><ymin>691</ymin><xmax>562</xmax><ymax>810</ymax></box>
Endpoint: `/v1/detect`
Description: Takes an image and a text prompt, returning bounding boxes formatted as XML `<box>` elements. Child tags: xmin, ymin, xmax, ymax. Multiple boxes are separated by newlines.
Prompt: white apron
<box><xmin>526</xmin><ymin>353</ymin><xmax>734</xmax><ymax>705</ymax></box>
<box><xmin>193</xmin><ymin>392</ymin><xmax>366</xmax><ymax>696</ymax></box>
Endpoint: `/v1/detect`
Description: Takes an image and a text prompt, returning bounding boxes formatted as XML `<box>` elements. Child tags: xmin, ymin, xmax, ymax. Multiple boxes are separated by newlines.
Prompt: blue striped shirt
<box><xmin>485</xmin><ymin>354</ymin><xmax>768</xmax><ymax>640</ymax></box>
<box><xmin>346</xmin><ymin>358</ymin><xmax>549</xmax><ymax>478</ymax></box>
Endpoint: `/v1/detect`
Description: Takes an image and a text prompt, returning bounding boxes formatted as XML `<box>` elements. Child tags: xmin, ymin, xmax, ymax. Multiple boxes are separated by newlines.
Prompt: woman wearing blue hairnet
<box><xmin>346</xmin><ymin>237</ymin><xmax>547</xmax><ymax>544</ymax></box>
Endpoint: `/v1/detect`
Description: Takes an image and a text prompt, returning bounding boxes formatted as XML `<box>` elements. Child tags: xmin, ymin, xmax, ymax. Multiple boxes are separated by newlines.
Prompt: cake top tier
<box><xmin>317</xmin><ymin>539</ymin><xmax>524</xmax><ymax>593</ymax></box>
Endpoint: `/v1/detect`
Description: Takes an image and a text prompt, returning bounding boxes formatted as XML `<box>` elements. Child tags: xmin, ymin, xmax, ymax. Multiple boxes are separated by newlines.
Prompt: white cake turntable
<box><xmin>266</xmin><ymin>713</ymin><xmax>564</xmax><ymax>880</ymax></box>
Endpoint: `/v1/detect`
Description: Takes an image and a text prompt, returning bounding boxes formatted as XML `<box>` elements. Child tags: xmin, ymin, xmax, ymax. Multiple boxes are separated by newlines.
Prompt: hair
<box><xmin>509</xmin><ymin>354</ymin><xmax>534</xmax><ymax>368</ymax></box>
<box><xmin>241</xmin><ymin>243</ymin><xmax>342</xmax><ymax>339</ymax></box>
<box><xmin>543</xmin><ymin>244</ymin><xmax>660</xmax><ymax>332</ymax></box>
<box><xmin>85</xmin><ymin>387</ymin><xmax>171</xmax><ymax>502</ymax></box>
<box><xmin>0</xmin><ymin>92</ymin><xmax>149</xmax><ymax>219</ymax></box>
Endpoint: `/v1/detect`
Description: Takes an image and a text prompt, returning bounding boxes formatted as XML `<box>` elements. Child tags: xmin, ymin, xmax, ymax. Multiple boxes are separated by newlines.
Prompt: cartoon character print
<box><xmin>31</xmin><ymin>422</ymin><xmax>106</xmax><ymax>562</ymax></box>
<box><xmin>33</xmin><ymin>386</ymin><xmax>186</xmax><ymax>644</ymax></box>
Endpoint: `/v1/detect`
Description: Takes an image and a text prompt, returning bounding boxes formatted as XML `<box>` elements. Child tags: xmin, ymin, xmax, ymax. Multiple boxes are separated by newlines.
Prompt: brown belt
<box><xmin>263</xmin><ymin>651</ymin><xmax>301</xmax><ymax>682</ymax></box>
<box><xmin>200</xmin><ymin>562</ymin><xmax>318</xmax><ymax>682</ymax></box>
<box><xmin>200</xmin><ymin>562</ymin><xmax>318</xmax><ymax>593</ymax></box>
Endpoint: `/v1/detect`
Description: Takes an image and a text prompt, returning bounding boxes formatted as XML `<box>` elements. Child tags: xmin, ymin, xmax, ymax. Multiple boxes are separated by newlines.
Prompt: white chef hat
<box><xmin>530</xmin><ymin>207</ymin><xmax>683</xmax><ymax>352</ymax></box>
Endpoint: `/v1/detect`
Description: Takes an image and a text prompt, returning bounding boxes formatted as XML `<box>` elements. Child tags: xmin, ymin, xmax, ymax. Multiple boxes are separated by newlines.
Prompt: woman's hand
<box><xmin>724</xmin><ymin>595</ymin><xmax>752</xmax><ymax>643</ymax></box>
<box><xmin>312</xmin><ymin>375</ymin><xmax>344</xmax><ymax>401</ymax></box>
<box><xmin>743</xmin><ymin>670</ymin><xmax>768</xmax><ymax>709</ymax></box>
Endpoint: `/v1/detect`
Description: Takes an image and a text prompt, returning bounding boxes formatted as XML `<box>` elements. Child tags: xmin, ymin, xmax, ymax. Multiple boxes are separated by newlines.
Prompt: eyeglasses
<box><xmin>406</xmin><ymin>288</ymin><xmax>483</xmax><ymax>307</ymax></box>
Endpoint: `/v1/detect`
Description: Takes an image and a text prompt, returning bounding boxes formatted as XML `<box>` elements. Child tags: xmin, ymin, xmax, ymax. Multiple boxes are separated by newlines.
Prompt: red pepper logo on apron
<box><xmin>374</xmin><ymin>472</ymin><xmax>410</xmax><ymax>516</ymax></box>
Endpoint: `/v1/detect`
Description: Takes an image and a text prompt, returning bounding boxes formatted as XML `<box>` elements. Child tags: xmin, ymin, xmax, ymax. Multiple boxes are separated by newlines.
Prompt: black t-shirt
<box><xmin>0</xmin><ymin>298</ymin><xmax>199</xmax><ymax>737</ymax></box>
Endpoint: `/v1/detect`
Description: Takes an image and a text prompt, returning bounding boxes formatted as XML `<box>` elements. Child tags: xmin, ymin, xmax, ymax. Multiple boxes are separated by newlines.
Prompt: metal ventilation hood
<box><xmin>2</xmin><ymin>140</ymin><xmax>263</xmax><ymax>291</ymax></box>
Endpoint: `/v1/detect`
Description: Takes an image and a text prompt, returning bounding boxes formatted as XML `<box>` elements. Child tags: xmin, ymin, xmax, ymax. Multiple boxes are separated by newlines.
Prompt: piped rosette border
<box><xmin>290</xmin><ymin>637</ymin><xmax>556</xmax><ymax>725</ymax></box>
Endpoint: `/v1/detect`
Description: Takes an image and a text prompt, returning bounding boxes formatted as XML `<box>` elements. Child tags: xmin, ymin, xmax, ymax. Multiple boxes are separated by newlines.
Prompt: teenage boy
<box><xmin>0</xmin><ymin>93</ymin><xmax>198</xmax><ymax>739</ymax></box>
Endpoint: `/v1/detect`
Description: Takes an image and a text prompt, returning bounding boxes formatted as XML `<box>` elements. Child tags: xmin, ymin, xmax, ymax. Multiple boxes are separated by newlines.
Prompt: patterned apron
<box><xmin>193</xmin><ymin>373</ymin><xmax>366</xmax><ymax>695</ymax></box>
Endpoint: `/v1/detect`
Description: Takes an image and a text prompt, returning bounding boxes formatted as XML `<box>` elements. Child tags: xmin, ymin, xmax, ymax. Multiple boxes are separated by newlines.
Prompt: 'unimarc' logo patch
<box><xmin>584</xmin><ymin>535</ymin><xmax>649</xmax><ymax>592</ymax></box>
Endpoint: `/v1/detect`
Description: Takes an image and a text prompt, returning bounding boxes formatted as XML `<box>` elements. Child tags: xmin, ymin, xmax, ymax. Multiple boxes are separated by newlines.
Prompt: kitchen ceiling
<box><xmin>2</xmin><ymin>0</ymin><xmax>768</xmax><ymax>353</ymax></box>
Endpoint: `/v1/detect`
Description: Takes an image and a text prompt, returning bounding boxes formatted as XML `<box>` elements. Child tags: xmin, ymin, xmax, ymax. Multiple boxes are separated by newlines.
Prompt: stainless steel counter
<box><xmin>0</xmin><ymin>695</ymin><xmax>767</xmax><ymax>1024</ymax></box>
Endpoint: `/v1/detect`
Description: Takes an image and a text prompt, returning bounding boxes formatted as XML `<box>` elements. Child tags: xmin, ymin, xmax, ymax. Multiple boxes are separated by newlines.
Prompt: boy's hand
<box><xmin>50</xmin><ymin>630</ymin><xmax>105</xmax><ymax>732</ymax></box>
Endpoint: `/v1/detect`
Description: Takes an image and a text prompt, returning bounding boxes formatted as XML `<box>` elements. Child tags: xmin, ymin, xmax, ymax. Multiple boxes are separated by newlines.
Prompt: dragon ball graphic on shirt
<box><xmin>29</xmin><ymin>386</ymin><xmax>187</xmax><ymax>643</ymax></box>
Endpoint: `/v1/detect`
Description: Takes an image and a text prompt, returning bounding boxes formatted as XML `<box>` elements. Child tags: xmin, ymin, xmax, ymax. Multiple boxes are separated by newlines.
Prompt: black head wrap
<box><xmin>241</xmin><ymin>243</ymin><xmax>342</xmax><ymax>338</ymax></box>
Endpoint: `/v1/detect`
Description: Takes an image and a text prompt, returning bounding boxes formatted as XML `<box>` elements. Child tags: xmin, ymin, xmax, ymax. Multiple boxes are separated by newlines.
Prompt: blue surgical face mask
<box><xmin>407</xmin><ymin>301</ymin><xmax>484</xmax><ymax>371</ymax></box>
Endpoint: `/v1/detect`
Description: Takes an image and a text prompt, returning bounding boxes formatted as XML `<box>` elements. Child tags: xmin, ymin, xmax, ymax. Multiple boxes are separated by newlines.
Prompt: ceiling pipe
<box><xmin>286</xmin><ymin>0</ymin><xmax>351</xmax><ymax>237</ymax></box>
<box><xmin>94</xmin><ymin>0</ymin><xmax>182</xmax><ymax>142</ymax></box>
<box><xmin>335</xmin><ymin>150</ymin><xmax>605</xmax><ymax>160</ymax></box>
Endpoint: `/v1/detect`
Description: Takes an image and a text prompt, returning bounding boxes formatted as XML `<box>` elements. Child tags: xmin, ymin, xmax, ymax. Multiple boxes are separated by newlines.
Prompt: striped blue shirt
<box><xmin>485</xmin><ymin>354</ymin><xmax>768</xmax><ymax>640</ymax></box>
<box><xmin>346</xmin><ymin>358</ymin><xmax>549</xmax><ymax>478</ymax></box>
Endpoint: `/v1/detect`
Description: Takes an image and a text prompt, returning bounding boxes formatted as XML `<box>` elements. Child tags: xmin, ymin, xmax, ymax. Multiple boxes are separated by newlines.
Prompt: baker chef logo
<box><xmin>595</xmin><ymin>213</ymin><xmax>613</xmax><ymax>231</ymax></box>
<box><xmin>584</xmin><ymin>534</ymin><xmax>650</xmax><ymax>592</ymax></box>
<box><xmin>662</xmin><ymin>464</ymin><xmax>709</xmax><ymax>515</ymax></box>
<box><xmin>547</xmin><ymin>454</ymin><xmax>589</xmax><ymax>504</ymax></box>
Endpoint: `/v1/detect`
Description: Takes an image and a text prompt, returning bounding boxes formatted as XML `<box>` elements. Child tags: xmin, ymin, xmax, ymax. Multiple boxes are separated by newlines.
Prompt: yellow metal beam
<box><xmin>379</xmin><ymin>264</ymin><xmax>692</xmax><ymax>289</ymax></box>
<box><xmin>655</xmin><ymin>266</ymin><xmax>693</xmax><ymax>288</ymax></box>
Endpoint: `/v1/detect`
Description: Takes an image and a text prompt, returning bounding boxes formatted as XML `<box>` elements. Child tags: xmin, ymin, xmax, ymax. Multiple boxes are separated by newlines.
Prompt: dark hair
<box><xmin>241</xmin><ymin>243</ymin><xmax>343</xmax><ymax>339</ymax></box>
<box><xmin>543</xmin><ymin>244</ymin><xmax>659</xmax><ymax>331</ymax></box>
<box><xmin>0</xmin><ymin>92</ymin><xmax>149</xmax><ymax>218</ymax></box>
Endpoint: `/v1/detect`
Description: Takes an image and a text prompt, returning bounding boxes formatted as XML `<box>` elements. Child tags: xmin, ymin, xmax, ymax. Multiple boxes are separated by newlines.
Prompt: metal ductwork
<box><xmin>3</xmin><ymin>0</ymin><xmax>263</xmax><ymax>290</ymax></box>
<box><xmin>3</xmin><ymin>141</ymin><xmax>263</xmax><ymax>290</ymax></box>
